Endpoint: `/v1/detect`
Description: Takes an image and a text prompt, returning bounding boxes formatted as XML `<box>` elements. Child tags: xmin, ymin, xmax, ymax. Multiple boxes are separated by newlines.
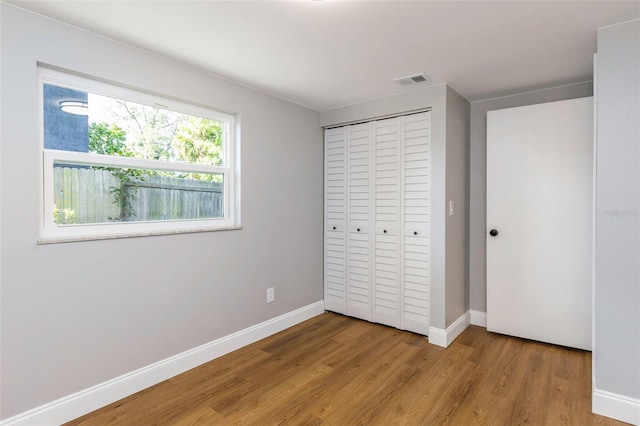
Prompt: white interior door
<box><xmin>373</xmin><ymin>117</ymin><xmax>401</xmax><ymax>328</ymax></box>
<box><xmin>346</xmin><ymin>123</ymin><xmax>372</xmax><ymax>320</ymax></box>
<box><xmin>401</xmin><ymin>112</ymin><xmax>431</xmax><ymax>335</ymax></box>
<box><xmin>324</xmin><ymin>127</ymin><xmax>347</xmax><ymax>314</ymax></box>
<box><xmin>486</xmin><ymin>97</ymin><xmax>593</xmax><ymax>351</ymax></box>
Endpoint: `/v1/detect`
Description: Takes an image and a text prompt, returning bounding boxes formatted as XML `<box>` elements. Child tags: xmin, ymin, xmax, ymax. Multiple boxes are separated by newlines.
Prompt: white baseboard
<box><xmin>427</xmin><ymin>327</ymin><xmax>448</xmax><ymax>347</ymax></box>
<box><xmin>593</xmin><ymin>389</ymin><xmax>640</xmax><ymax>425</ymax></box>
<box><xmin>470</xmin><ymin>310</ymin><xmax>487</xmax><ymax>327</ymax></box>
<box><xmin>428</xmin><ymin>310</ymin><xmax>471</xmax><ymax>348</ymax></box>
<box><xmin>0</xmin><ymin>301</ymin><xmax>325</xmax><ymax>426</ymax></box>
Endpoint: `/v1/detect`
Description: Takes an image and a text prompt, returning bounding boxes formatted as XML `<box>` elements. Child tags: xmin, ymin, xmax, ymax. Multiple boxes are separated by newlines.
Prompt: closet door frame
<box><xmin>324</xmin><ymin>109</ymin><xmax>431</xmax><ymax>335</ymax></box>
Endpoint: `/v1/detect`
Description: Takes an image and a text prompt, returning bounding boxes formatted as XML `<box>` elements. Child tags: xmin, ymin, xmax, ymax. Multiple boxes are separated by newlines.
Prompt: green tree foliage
<box><xmin>53</xmin><ymin>205</ymin><xmax>78</xmax><ymax>224</ymax></box>
<box><xmin>113</xmin><ymin>100</ymin><xmax>177</xmax><ymax>161</ymax></box>
<box><xmin>108</xmin><ymin>172</ymin><xmax>140</xmax><ymax>222</ymax></box>
<box><xmin>88</xmin><ymin>122</ymin><xmax>130</xmax><ymax>156</ymax></box>
<box><xmin>91</xmin><ymin>97</ymin><xmax>223</xmax><ymax>167</ymax></box>
<box><xmin>174</xmin><ymin>117</ymin><xmax>223</xmax><ymax>165</ymax></box>
<box><xmin>173</xmin><ymin>117</ymin><xmax>223</xmax><ymax>181</ymax></box>
<box><xmin>86</xmin><ymin>97</ymin><xmax>225</xmax><ymax>220</ymax></box>
<box><xmin>89</xmin><ymin>122</ymin><xmax>145</xmax><ymax>221</ymax></box>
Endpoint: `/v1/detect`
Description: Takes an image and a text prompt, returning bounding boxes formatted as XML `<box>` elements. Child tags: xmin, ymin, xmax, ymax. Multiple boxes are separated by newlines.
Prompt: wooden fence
<box><xmin>53</xmin><ymin>166</ymin><xmax>223</xmax><ymax>224</ymax></box>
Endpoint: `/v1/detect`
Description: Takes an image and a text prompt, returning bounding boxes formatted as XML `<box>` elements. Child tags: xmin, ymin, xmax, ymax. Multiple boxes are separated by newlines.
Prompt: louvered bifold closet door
<box><xmin>401</xmin><ymin>112</ymin><xmax>431</xmax><ymax>335</ymax></box>
<box><xmin>346</xmin><ymin>124</ymin><xmax>373</xmax><ymax>320</ymax></box>
<box><xmin>373</xmin><ymin>117</ymin><xmax>401</xmax><ymax>328</ymax></box>
<box><xmin>324</xmin><ymin>127</ymin><xmax>347</xmax><ymax>314</ymax></box>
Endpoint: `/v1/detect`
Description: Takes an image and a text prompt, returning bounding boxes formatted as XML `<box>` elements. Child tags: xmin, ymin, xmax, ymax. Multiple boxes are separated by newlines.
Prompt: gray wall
<box><xmin>445</xmin><ymin>86</ymin><xmax>470</xmax><ymax>326</ymax></box>
<box><xmin>594</xmin><ymin>19</ymin><xmax>640</xmax><ymax>400</ymax></box>
<box><xmin>468</xmin><ymin>82</ymin><xmax>593</xmax><ymax>313</ymax></box>
<box><xmin>0</xmin><ymin>5</ymin><xmax>323</xmax><ymax>419</ymax></box>
<box><xmin>320</xmin><ymin>84</ymin><xmax>469</xmax><ymax>330</ymax></box>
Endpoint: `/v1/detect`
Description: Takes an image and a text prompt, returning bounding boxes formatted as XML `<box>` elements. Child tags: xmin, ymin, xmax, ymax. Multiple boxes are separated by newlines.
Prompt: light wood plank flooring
<box><xmin>66</xmin><ymin>313</ymin><xmax>625</xmax><ymax>425</ymax></box>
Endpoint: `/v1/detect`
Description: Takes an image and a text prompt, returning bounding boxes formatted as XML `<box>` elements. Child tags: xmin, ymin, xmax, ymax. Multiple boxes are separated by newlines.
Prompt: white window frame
<box><xmin>38</xmin><ymin>67</ymin><xmax>239</xmax><ymax>242</ymax></box>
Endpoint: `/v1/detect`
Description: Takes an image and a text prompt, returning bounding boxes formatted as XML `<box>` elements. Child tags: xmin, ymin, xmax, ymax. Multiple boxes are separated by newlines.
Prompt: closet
<box><xmin>324</xmin><ymin>111</ymin><xmax>431</xmax><ymax>335</ymax></box>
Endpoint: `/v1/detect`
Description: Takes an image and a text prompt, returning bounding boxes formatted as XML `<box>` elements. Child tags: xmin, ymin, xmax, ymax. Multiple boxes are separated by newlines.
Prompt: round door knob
<box><xmin>489</xmin><ymin>229</ymin><xmax>498</xmax><ymax>237</ymax></box>
<box><xmin>332</xmin><ymin>226</ymin><xmax>336</xmax><ymax>230</ymax></box>
<box><xmin>413</xmin><ymin>231</ymin><xmax>418</xmax><ymax>235</ymax></box>
<box><xmin>383</xmin><ymin>230</ymin><xmax>387</xmax><ymax>234</ymax></box>
<box><xmin>357</xmin><ymin>228</ymin><xmax>360</xmax><ymax>232</ymax></box>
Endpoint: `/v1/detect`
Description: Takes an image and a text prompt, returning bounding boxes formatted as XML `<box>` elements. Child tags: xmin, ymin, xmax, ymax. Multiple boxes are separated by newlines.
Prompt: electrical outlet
<box><xmin>267</xmin><ymin>287</ymin><xmax>275</xmax><ymax>303</ymax></box>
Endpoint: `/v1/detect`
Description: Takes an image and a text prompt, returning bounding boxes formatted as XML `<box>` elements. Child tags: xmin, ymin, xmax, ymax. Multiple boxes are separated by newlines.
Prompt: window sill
<box><xmin>37</xmin><ymin>225</ymin><xmax>243</xmax><ymax>245</ymax></box>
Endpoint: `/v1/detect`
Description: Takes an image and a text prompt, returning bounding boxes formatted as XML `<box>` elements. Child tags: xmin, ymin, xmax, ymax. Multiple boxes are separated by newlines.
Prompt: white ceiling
<box><xmin>8</xmin><ymin>1</ymin><xmax>640</xmax><ymax>111</ymax></box>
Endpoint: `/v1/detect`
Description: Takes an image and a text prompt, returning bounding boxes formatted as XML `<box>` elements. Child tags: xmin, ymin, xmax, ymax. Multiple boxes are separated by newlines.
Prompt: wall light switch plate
<box><xmin>449</xmin><ymin>200</ymin><xmax>454</xmax><ymax>216</ymax></box>
<box><xmin>267</xmin><ymin>287</ymin><xmax>275</xmax><ymax>303</ymax></box>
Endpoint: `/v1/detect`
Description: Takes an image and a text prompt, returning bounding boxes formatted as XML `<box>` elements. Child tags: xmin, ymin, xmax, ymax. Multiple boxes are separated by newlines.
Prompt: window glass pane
<box><xmin>43</xmin><ymin>83</ymin><xmax>224</xmax><ymax>166</ymax></box>
<box><xmin>43</xmin><ymin>85</ymin><xmax>89</xmax><ymax>152</ymax></box>
<box><xmin>40</xmin><ymin>69</ymin><xmax>238</xmax><ymax>240</ymax></box>
<box><xmin>53</xmin><ymin>162</ymin><xmax>224</xmax><ymax>225</ymax></box>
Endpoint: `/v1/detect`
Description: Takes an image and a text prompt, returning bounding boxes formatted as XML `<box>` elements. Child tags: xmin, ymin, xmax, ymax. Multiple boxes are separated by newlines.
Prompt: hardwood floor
<box><xmin>66</xmin><ymin>313</ymin><xmax>626</xmax><ymax>425</ymax></box>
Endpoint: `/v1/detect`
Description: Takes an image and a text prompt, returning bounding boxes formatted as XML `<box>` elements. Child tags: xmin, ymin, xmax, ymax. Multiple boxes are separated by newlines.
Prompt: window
<box><xmin>39</xmin><ymin>68</ymin><xmax>239</xmax><ymax>242</ymax></box>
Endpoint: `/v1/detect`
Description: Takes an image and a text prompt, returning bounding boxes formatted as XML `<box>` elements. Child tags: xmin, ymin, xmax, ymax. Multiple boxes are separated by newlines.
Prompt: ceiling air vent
<box><xmin>393</xmin><ymin>73</ymin><xmax>431</xmax><ymax>86</ymax></box>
